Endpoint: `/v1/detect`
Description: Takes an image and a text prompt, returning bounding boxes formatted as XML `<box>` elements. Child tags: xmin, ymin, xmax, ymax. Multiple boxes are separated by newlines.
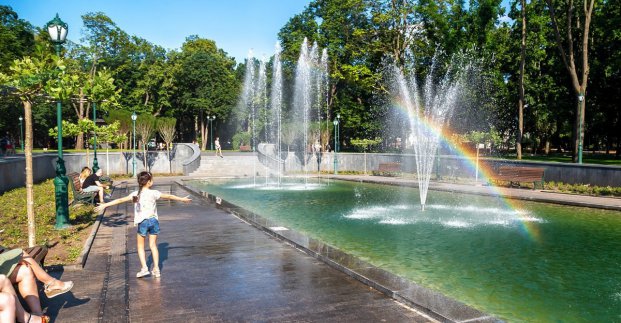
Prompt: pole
<box><xmin>92</xmin><ymin>102</ymin><xmax>99</xmax><ymax>172</ymax></box>
<box><xmin>19</xmin><ymin>117</ymin><xmax>23</xmax><ymax>152</ymax></box>
<box><xmin>132</xmin><ymin>116</ymin><xmax>136</xmax><ymax>177</ymax></box>
<box><xmin>53</xmin><ymin>43</ymin><xmax>69</xmax><ymax>229</ymax></box>
<box><xmin>577</xmin><ymin>94</ymin><xmax>584</xmax><ymax>164</ymax></box>
<box><xmin>210</xmin><ymin>118</ymin><xmax>214</xmax><ymax>150</ymax></box>
<box><xmin>333</xmin><ymin>120</ymin><xmax>338</xmax><ymax>175</ymax></box>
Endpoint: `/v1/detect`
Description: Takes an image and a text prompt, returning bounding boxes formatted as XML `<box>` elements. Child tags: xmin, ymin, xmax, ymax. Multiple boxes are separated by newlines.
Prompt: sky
<box><xmin>1</xmin><ymin>0</ymin><xmax>311</xmax><ymax>62</ymax></box>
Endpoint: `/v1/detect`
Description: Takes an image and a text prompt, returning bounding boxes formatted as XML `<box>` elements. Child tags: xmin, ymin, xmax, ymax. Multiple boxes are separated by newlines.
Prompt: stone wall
<box><xmin>0</xmin><ymin>143</ymin><xmax>199</xmax><ymax>193</ymax></box>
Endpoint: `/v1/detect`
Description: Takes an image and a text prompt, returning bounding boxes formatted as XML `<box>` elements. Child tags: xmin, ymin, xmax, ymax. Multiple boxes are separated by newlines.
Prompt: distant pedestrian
<box><xmin>215</xmin><ymin>137</ymin><xmax>223</xmax><ymax>158</ymax></box>
<box><xmin>95</xmin><ymin>172</ymin><xmax>191</xmax><ymax>278</ymax></box>
<box><xmin>0</xmin><ymin>133</ymin><xmax>8</xmax><ymax>156</ymax></box>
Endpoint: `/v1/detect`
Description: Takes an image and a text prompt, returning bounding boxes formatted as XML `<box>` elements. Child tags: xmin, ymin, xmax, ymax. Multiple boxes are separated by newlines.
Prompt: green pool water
<box><xmin>188</xmin><ymin>178</ymin><xmax>621</xmax><ymax>322</ymax></box>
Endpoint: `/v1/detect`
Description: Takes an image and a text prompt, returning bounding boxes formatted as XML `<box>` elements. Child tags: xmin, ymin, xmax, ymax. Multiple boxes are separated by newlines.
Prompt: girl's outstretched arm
<box><xmin>160</xmin><ymin>193</ymin><xmax>192</xmax><ymax>203</ymax></box>
<box><xmin>94</xmin><ymin>195</ymin><xmax>133</xmax><ymax>213</ymax></box>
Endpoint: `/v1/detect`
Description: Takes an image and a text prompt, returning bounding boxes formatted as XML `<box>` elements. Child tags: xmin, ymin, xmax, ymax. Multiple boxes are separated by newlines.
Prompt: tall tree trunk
<box><xmin>517</xmin><ymin>0</ymin><xmax>527</xmax><ymax>160</ymax></box>
<box><xmin>547</xmin><ymin>0</ymin><xmax>595</xmax><ymax>163</ymax></box>
<box><xmin>200</xmin><ymin>113</ymin><xmax>207</xmax><ymax>151</ymax></box>
<box><xmin>23</xmin><ymin>100</ymin><xmax>36</xmax><ymax>247</ymax></box>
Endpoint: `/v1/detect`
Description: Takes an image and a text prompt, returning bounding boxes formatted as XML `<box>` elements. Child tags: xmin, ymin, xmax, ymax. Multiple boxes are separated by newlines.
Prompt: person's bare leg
<box><xmin>149</xmin><ymin>234</ymin><xmax>159</xmax><ymax>272</ymax></box>
<box><xmin>137</xmin><ymin>234</ymin><xmax>148</xmax><ymax>270</ymax></box>
<box><xmin>0</xmin><ymin>291</ymin><xmax>16</xmax><ymax>323</ymax></box>
<box><xmin>98</xmin><ymin>187</ymin><xmax>105</xmax><ymax>203</ymax></box>
<box><xmin>9</xmin><ymin>264</ymin><xmax>42</xmax><ymax>315</ymax></box>
<box><xmin>20</xmin><ymin>254</ymin><xmax>70</xmax><ymax>292</ymax></box>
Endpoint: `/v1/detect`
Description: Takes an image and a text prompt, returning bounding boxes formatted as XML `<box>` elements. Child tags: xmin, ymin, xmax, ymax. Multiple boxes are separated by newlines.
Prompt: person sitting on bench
<box><xmin>79</xmin><ymin>167</ymin><xmax>91</xmax><ymax>187</ymax></box>
<box><xmin>82</xmin><ymin>168</ymin><xmax>110</xmax><ymax>204</ymax></box>
<box><xmin>1</xmin><ymin>274</ymin><xmax>49</xmax><ymax>323</ymax></box>
<box><xmin>0</xmin><ymin>248</ymin><xmax>72</xmax><ymax>319</ymax></box>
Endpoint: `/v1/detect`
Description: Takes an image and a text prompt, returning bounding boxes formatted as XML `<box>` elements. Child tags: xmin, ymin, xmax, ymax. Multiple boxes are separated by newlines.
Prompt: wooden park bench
<box><xmin>239</xmin><ymin>145</ymin><xmax>252</xmax><ymax>152</ymax></box>
<box><xmin>67</xmin><ymin>172</ymin><xmax>97</xmax><ymax>206</ymax></box>
<box><xmin>373</xmin><ymin>162</ymin><xmax>402</xmax><ymax>176</ymax></box>
<box><xmin>489</xmin><ymin>166</ymin><xmax>545</xmax><ymax>189</ymax></box>
<box><xmin>0</xmin><ymin>245</ymin><xmax>48</xmax><ymax>267</ymax></box>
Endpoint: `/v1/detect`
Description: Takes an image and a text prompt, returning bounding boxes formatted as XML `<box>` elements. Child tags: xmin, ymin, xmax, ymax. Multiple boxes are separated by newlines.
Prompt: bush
<box><xmin>232</xmin><ymin>132</ymin><xmax>252</xmax><ymax>150</ymax></box>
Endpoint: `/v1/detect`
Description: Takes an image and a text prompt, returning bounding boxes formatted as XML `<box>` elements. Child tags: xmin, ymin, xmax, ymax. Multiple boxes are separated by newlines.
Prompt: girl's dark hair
<box><xmin>133</xmin><ymin>171</ymin><xmax>153</xmax><ymax>203</ymax></box>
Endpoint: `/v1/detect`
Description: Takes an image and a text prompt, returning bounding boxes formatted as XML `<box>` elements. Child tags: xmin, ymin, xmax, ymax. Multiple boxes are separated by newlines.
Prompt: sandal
<box><xmin>44</xmin><ymin>279</ymin><xmax>74</xmax><ymax>298</ymax></box>
<box><xmin>26</xmin><ymin>313</ymin><xmax>50</xmax><ymax>323</ymax></box>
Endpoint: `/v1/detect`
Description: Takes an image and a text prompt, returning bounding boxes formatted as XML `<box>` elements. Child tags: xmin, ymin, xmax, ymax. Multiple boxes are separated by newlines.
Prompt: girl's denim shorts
<box><xmin>137</xmin><ymin>217</ymin><xmax>160</xmax><ymax>237</ymax></box>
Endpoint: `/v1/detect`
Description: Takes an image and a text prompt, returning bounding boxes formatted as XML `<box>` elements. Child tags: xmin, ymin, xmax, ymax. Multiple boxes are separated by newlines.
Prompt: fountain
<box><xmin>386</xmin><ymin>53</ymin><xmax>464</xmax><ymax>210</ymax></box>
<box><xmin>237</xmin><ymin>39</ymin><xmax>329</xmax><ymax>186</ymax></box>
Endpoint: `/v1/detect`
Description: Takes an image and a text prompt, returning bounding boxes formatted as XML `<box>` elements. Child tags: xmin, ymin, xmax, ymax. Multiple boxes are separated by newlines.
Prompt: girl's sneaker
<box><xmin>152</xmin><ymin>269</ymin><xmax>161</xmax><ymax>278</ymax></box>
<box><xmin>136</xmin><ymin>268</ymin><xmax>150</xmax><ymax>278</ymax></box>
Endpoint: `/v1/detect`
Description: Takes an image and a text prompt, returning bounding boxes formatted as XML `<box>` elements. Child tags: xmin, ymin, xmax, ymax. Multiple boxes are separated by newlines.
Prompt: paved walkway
<box><xmin>43</xmin><ymin>179</ymin><xmax>435</xmax><ymax>322</ymax></box>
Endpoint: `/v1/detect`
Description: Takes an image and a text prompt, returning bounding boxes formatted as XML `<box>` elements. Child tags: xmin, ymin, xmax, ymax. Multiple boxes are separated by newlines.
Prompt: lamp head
<box><xmin>46</xmin><ymin>14</ymin><xmax>68</xmax><ymax>44</ymax></box>
<box><xmin>333</xmin><ymin>119</ymin><xmax>338</xmax><ymax>126</ymax></box>
<box><xmin>19</xmin><ymin>116</ymin><xmax>23</xmax><ymax>121</ymax></box>
<box><xmin>578</xmin><ymin>94</ymin><xmax>584</xmax><ymax>102</ymax></box>
<box><xmin>131</xmin><ymin>113</ymin><xmax>137</xmax><ymax>121</ymax></box>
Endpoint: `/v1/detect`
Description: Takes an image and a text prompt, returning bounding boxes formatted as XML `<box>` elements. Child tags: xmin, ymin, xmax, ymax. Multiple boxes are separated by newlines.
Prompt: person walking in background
<box><xmin>95</xmin><ymin>172</ymin><xmax>191</xmax><ymax>278</ymax></box>
<box><xmin>215</xmin><ymin>137</ymin><xmax>223</xmax><ymax>158</ymax></box>
<box><xmin>0</xmin><ymin>133</ymin><xmax>8</xmax><ymax>156</ymax></box>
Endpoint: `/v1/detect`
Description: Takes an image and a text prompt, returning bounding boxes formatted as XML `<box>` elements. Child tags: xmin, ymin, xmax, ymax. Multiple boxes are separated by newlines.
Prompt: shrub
<box><xmin>232</xmin><ymin>132</ymin><xmax>252</xmax><ymax>150</ymax></box>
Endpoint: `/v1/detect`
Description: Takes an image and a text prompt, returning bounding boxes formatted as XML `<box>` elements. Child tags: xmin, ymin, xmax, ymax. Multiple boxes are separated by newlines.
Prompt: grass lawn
<box><xmin>0</xmin><ymin>179</ymin><xmax>98</xmax><ymax>266</ymax></box>
<box><xmin>495</xmin><ymin>152</ymin><xmax>621</xmax><ymax>166</ymax></box>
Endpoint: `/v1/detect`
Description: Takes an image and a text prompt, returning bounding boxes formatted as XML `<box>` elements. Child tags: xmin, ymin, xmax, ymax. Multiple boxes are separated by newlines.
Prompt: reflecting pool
<box><xmin>188</xmin><ymin>178</ymin><xmax>621</xmax><ymax>322</ymax></box>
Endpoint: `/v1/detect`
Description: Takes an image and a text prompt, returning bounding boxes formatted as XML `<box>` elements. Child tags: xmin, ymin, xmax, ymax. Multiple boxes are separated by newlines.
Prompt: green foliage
<box><xmin>157</xmin><ymin>117</ymin><xmax>177</xmax><ymax>145</ymax></box>
<box><xmin>350</xmin><ymin>137</ymin><xmax>382</xmax><ymax>151</ymax></box>
<box><xmin>232</xmin><ymin>132</ymin><xmax>252</xmax><ymax>149</ymax></box>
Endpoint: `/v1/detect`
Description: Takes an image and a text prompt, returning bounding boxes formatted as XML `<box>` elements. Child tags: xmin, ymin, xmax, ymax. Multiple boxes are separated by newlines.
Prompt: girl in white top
<box><xmin>95</xmin><ymin>171</ymin><xmax>191</xmax><ymax>278</ymax></box>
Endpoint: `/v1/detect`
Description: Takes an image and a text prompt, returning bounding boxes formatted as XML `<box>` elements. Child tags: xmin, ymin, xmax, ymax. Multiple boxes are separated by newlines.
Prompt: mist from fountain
<box><xmin>387</xmin><ymin>54</ymin><xmax>464</xmax><ymax>210</ymax></box>
<box><xmin>270</xmin><ymin>44</ymin><xmax>284</xmax><ymax>186</ymax></box>
<box><xmin>237</xmin><ymin>39</ymin><xmax>329</xmax><ymax>189</ymax></box>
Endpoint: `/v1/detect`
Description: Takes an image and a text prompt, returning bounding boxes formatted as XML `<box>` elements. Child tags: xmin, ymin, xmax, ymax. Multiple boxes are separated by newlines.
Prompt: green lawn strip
<box><xmin>0</xmin><ymin>179</ymin><xmax>97</xmax><ymax>265</ymax></box>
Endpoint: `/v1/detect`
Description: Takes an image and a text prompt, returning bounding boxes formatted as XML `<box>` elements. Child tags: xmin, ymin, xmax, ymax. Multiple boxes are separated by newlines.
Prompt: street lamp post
<box><xmin>333</xmin><ymin>113</ymin><xmax>340</xmax><ymax>175</ymax></box>
<box><xmin>47</xmin><ymin>13</ymin><xmax>70</xmax><ymax>229</ymax></box>
<box><xmin>132</xmin><ymin>112</ymin><xmax>137</xmax><ymax>177</ymax></box>
<box><xmin>18</xmin><ymin>116</ymin><xmax>23</xmax><ymax>152</ymax></box>
<box><xmin>208</xmin><ymin>115</ymin><xmax>216</xmax><ymax>150</ymax></box>
<box><xmin>577</xmin><ymin>93</ymin><xmax>584</xmax><ymax>164</ymax></box>
<box><xmin>92</xmin><ymin>101</ymin><xmax>99</xmax><ymax>172</ymax></box>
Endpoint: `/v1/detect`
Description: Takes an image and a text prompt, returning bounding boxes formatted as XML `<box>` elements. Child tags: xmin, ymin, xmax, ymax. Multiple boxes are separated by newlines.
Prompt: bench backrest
<box><xmin>378</xmin><ymin>162</ymin><xmax>401</xmax><ymax>171</ymax></box>
<box><xmin>498</xmin><ymin>166</ymin><xmax>544</xmax><ymax>179</ymax></box>
<box><xmin>67</xmin><ymin>172</ymin><xmax>82</xmax><ymax>193</ymax></box>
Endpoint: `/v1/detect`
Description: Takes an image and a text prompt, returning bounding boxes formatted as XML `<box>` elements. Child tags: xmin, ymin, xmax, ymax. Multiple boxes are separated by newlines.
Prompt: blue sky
<box><xmin>1</xmin><ymin>0</ymin><xmax>311</xmax><ymax>62</ymax></box>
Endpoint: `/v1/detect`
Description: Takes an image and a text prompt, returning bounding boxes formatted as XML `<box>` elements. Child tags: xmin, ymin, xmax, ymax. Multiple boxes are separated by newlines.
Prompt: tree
<box><xmin>157</xmin><ymin>117</ymin><xmax>177</xmax><ymax>173</ymax></box>
<box><xmin>351</xmin><ymin>137</ymin><xmax>382</xmax><ymax>174</ymax></box>
<box><xmin>135</xmin><ymin>114</ymin><xmax>155</xmax><ymax>170</ymax></box>
<box><xmin>0</xmin><ymin>48</ymin><xmax>60</xmax><ymax>246</ymax></box>
<box><xmin>175</xmin><ymin>36</ymin><xmax>238</xmax><ymax>151</ymax></box>
<box><xmin>517</xmin><ymin>0</ymin><xmax>527</xmax><ymax>159</ymax></box>
<box><xmin>546</xmin><ymin>0</ymin><xmax>596</xmax><ymax>162</ymax></box>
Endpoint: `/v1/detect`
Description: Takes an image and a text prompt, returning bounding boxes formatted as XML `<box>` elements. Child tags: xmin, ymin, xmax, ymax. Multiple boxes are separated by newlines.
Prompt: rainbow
<box><xmin>391</xmin><ymin>100</ymin><xmax>542</xmax><ymax>243</ymax></box>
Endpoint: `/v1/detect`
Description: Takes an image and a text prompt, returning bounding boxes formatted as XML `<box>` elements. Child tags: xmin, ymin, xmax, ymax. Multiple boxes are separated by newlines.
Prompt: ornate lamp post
<box><xmin>208</xmin><ymin>115</ymin><xmax>216</xmax><ymax>150</ymax></box>
<box><xmin>132</xmin><ymin>112</ymin><xmax>137</xmax><ymax>177</ymax></box>
<box><xmin>46</xmin><ymin>13</ymin><xmax>69</xmax><ymax>229</ymax></box>
<box><xmin>92</xmin><ymin>101</ymin><xmax>99</xmax><ymax>172</ymax></box>
<box><xmin>18</xmin><ymin>116</ymin><xmax>23</xmax><ymax>152</ymax></box>
<box><xmin>577</xmin><ymin>93</ymin><xmax>584</xmax><ymax>164</ymax></box>
<box><xmin>333</xmin><ymin>113</ymin><xmax>340</xmax><ymax>175</ymax></box>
